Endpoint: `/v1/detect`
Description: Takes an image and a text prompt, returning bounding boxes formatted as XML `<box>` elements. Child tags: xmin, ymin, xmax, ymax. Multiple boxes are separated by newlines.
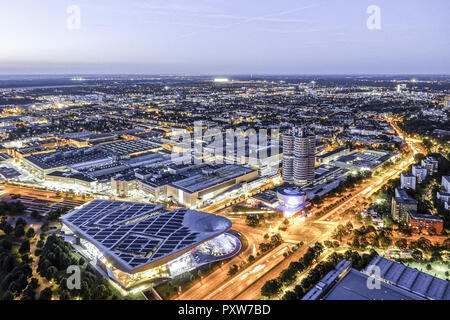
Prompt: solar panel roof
<box><xmin>61</xmin><ymin>199</ymin><xmax>232</xmax><ymax>273</ymax></box>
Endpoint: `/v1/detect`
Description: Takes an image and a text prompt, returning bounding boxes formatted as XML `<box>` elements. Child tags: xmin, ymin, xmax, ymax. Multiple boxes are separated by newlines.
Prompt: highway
<box><xmin>179</xmin><ymin>117</ymin><xmax>424</xmax><ymax>300</ymax></box>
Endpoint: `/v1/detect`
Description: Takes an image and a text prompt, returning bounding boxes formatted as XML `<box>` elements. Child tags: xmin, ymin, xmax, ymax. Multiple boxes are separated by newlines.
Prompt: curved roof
<box><xmin>61</xmin><ymin>199</ymin><xmax>232</xmax><ymax>273</ymax></box>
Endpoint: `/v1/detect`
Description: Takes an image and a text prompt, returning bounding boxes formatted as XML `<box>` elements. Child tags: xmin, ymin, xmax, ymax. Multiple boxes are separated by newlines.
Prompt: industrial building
<box><xmin>22</xmin><ymin>146</ymin><xmax>114</xmax><ymax>176</ymax></box>
<box><xmin>167</xmin><ymin>164</ymin><xmax>258</xmax><ymax>209</ymax></box>
<box><xmin>332</xmin><ymin>149</ymin><xmax>396</xmax><ymax>172</ymax></box>
<box><xmin>303</xmin><ymin>256</ymin><xmax>450</xmax><ymax>300</ymax></box>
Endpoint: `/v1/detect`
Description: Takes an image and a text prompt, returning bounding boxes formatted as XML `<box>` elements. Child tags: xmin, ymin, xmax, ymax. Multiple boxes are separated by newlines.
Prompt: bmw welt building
<box><xmin>60</xmin><ymin>199</ymin><xmax>241</xmax><ymax>289</ymax></box>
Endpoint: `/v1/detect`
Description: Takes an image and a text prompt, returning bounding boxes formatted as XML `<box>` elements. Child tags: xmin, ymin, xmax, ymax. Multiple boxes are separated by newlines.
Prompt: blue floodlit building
<box><xmin>60</xmin><ymin>199</ymin><xmax>241</xmax><ymax>288</ymax></box>
<box><xmin>276</xmin><ymin>187</ymin><xmax>308</xmax><ymax>217</ymax></box>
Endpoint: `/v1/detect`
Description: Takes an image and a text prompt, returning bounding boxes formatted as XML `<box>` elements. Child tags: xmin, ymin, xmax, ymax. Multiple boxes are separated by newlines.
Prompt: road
<box><xmin>195</xmin><ymin>118</ymin><xmax>423</xmax><ymax>300</ymax></box>
<box><xmin>0</xmin><ymin>182</ymin><xmax>92</xmax><ymax>203</ymax></box>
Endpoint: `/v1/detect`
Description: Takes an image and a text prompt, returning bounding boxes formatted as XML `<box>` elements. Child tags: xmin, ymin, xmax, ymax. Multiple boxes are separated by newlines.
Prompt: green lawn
<box><xmin>404</xmin><ymin>261</ymin><xmax>450</xmax><ymax>281</ymax></box>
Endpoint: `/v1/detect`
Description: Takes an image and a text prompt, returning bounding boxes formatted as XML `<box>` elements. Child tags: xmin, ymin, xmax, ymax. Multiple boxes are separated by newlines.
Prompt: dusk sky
<box><xmin>1</xmin><ymin>0</ymin><xmax>449</xmax><ymax>74</ymax></box>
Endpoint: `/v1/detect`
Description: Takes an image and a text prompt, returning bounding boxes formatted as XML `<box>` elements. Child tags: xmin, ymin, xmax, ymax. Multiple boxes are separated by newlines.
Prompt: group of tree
<box><xmin>282</xmin><ymin>249</ymin><xmax>378</xmax><ymax>300</ymax></box>
<box><xmin>0</xmin><ymin>251</ymin><xmax>33</xmax><ymax>300</ymax></box>
<box><xmin>47</xmin><ymin>207</ymin><xmax>70</xmax><ymax>221</ymax></box>
<box><xmin>261</xmin><ymin>242</ymin><xmax>324</xmax><ymax>298</ymax></box>
<box><xmin>0</xmin><ymin>201</ymin><xmax>26</xmax><ymax>216</ymax></box>
<box><xmin>245</xmin><ymin>214</ymin><xmax>261</xmax><ymax>227</ymax></box>
<box><xmin>315</xmin><ymin>194</ymin><xmax>353</xmax><ymax>218</ymax></box>
<box><xmin>347</xmin><ymin>225</ymin><xmax>394</xmax><ymax>250</ymax></box>
<box><xmin>258</xmin><ymin>233</ymin><xmax>282</xmax><ymax>253</ymax></box>
<box><xmin>37</xmin><ymin>234</ymin><xmax>119</xmax><ymax>300</ymax></box>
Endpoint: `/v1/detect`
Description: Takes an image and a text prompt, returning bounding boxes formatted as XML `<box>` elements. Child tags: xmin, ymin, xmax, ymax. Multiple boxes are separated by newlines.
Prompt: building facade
<box><xmin>282</xmin><ymin>127</ymin><xmax>315</xmax><ymax>186</ymax></box>
<box><xmin>412</xmin><ymin>165</ymin><xmax>428</xmax><ymax>183</ymax></box>
<box><xmin>400</xmin><ymin>172</ymin><xmax>416</xmax><ymax>190</ymax></box>
<box><xmin>391</xmin><ymin>188</ymin><xmax>417</xmax><ymax>222</ymax></box>
<box><xmin>407</xmin><ymin>210</ymin><xmax>444</xmax><ymax>234</ymax></box>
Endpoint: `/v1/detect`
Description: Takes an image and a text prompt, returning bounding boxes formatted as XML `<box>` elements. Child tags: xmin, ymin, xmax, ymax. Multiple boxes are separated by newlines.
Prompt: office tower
<box><xmin>282</xmin><ymin>127</ymin><xmax>315</xmax><ymax>186</ymax></box>
<box><xmin>282</xmin><ymin>132</ymin><xmax>294</xmax><ymax>184</ymax></box>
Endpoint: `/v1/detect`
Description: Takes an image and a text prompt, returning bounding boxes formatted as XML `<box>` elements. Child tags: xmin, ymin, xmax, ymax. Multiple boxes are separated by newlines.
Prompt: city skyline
<box><xmin>0</xmin><ymin>0</ymin><xmax>449</xmax><ymax>306</ymax></box>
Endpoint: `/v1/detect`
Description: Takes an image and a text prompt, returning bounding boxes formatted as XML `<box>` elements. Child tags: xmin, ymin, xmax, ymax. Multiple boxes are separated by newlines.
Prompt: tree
<box><xmin>246</xmin><ymin>215</ymin><xmax>260</xmax><ymax>227</ymax></box>
<box><xmin>261</xmin><ymin>279</ymin><xmax>281</xmax><ymax>297</ymax></box>
<box><xmin>412</xmin><ymin>250</ymin><xmax>423</xmax><ymax>261</ymax></box>
<box><xmin>1</xmin><ymin>254</ymin><xmax>15</xmax><ymax>273</ymax></box>
<box><xmin>2</xmin><ymin>290</ymin><xmax>14</xmax><ymax>300</ymax></box>
<box><xmin>381</xmin><ymin>236</ymin><xmax>392</xmax><ymax>248</ymax></box>
<box><xmin>15</xmin><ymin>217</ymin><xmax>27</xmax><ymax>227</ymax></box>
<box><xmin>410</xmin><ymin>237</ymin><xmax>432</xmax><ymax>252</ymax></box>
<box><xmin>26</xmin><ymin>227</ymin><xmax>35</xmax><ymax>238</ymax></box>
<box><xmin>30</xmin><ymin>210</ymin><xmax>42</xmax><ymax>221</ymax></box>
<box><xmin>14</xmin><ymin>224</ymin><xmax>25</xmax><ymax>238</ymax></box>
<box><xmin>46</xmin><ymin>266</ymin><xmax>58</xmax><ymax>281</ymax></box>
<box><xmin>227</xmin><ymin>264</ymin><xmax>238</xmax><ymax>276</ymax></box>
<box><xmin>1</xmin><ymin>222</ymin><xmax>13</xmax><ymax>235</ymax></box>
<box><xmin>370</xmin><ymin>236</ymin><xmax>379</xmax><ymax>248</ymax></box>
<box><xmin>324</xmin><ymin>240</ymin><xmax>333</xmax><ymax>248</ymax></box>
<box><xmin>80</xmin><ymin>281</ymin><xmax>91</xmax><ymax>300</ymax></box>
<box><xmin>279</xmin><ymin>268</ymin><xmax>296</xmax><ymax>285</ymax></box>
<box><xmin>38</xmin><ymin>287</ymin><xmax>53</xmax><ymax>300</ymax></box>
<box><xmin>352</xmin><ymin>237</ymin><xmax>361</xmax><ymax>249</ymax></box>
<box><xmin>345</xmin><ymin>221</ymin><xmax>353</xmax><ymax>231</ymax></box>
<box><xmin>29</xmin><ymin>278</ymin><xmax>39</xmax><ymax>290</ymax></box>
<box><xmin>0</xmin><ymin>239</ymin><xmax>12</xmax><ymax>251</ymax></box>
<box><xmin>288</xmin><ymin>261</ymin><xmax>304</xmax><ymax>273</ymax></box>
<box><xmin>395</xmin><ymin>238</ymin><xmax>408</xmax><ymax>250</ymax></box>
<box><xmin>382</xmin><ymin>215</ymin><xmax>394</xmax><ymax>228</ymax></box>
<box><xmin>59</xmin><ymin>289</ymin><xmax>70</xmax><ymax>300</ymax></box>
<box><xmin>294</xmin><ymin>285</ymin><xmax>305</xmax><ymax>299</ymax></box>
<box><xmin>282</xmin><ymin>290</ymin><xmax>298</xmax><ymax>300</ymax></box>
<box><xmin>431</xmin><ymin>251</ymin><xmax>442</xmax><ymax>262</ymax></box>
<box><xmin>92</xmin><ymin>284</ymin><xmax>109</xmax><ymax>300</ymax></box>
<box><xmin>36</xmin><ymin>240</ymin><xmax>45</xmax><ymax>249</ymax></box>
<box><xmin>19</xmin><ymin>240</ymin><xmax>30</xmax><ymax>254</ymax></box>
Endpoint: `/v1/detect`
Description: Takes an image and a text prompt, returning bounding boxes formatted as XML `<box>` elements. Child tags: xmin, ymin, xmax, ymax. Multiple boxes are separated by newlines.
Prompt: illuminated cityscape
<box><xmin>0</xmin><ymin>0</ymin><xmax>448</xmax><ymax>309</ymax></box>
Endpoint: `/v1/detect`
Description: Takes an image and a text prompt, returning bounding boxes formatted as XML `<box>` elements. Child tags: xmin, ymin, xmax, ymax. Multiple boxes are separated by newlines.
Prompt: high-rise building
<box><xmin>441</xmin><ymin>176</ymin><xmax>450</xmax><ymax>193</ymax></box>
<box><xmin>400</xmin><ymin>172</ymin><xmax>416</xmax><ymax>190</ymax></box>
<box><xmin>421</xmin><ymin>156</ymin><xmax>438</xmax><ymax>175</ymax></box>
<box><xmin>391</xmin><ymin>188</ymin><xmax>417</xmax><ymax>222</ymax></box>
<box><xmin>412</xmin><ymin>165</ymin><xmax>427</xmax><ymax>183</ymax></box>
<box><xmin>282</xmin><ymin>132</ymin><xmax>294</xmax><ymax>184</ymax></box>
<box><xmin>282</xmin><ymin>127</ymin><xmax>315</xmax><ymax>186</ymax></box>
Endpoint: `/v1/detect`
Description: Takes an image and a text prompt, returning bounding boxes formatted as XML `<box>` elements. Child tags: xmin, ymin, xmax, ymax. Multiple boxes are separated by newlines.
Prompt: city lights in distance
<box><xmin>214</xmin><ymin>78</ymin><xmax>230</xmax><ymax>83</ymax></box>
